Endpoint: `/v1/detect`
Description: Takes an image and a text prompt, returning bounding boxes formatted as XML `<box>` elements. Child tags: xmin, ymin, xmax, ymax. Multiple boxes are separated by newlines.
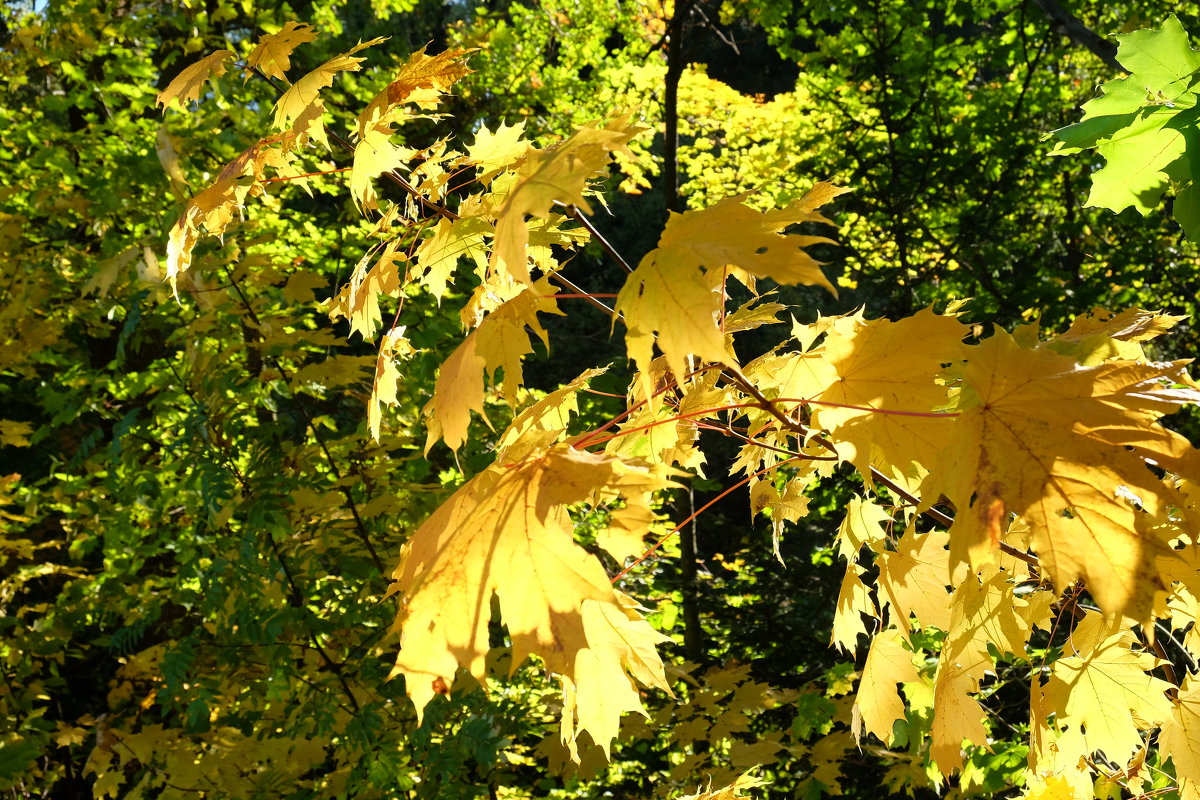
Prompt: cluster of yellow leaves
<box><xmin>160</xmin><ymin>29</ymin><xmax>1200</xmax><ymax>800</ymax></box>
<box><xmin>386</xmin><ymin>445</ymin><xmax>677</xmax><ymax>756</ymax></box>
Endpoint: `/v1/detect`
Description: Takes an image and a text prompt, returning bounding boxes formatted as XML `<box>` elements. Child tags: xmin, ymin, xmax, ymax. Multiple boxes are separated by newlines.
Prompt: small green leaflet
<box><xmin>1049</xmin><ymin>14</ymin><xmax>1200</xmax><ymax>239</ymax></box>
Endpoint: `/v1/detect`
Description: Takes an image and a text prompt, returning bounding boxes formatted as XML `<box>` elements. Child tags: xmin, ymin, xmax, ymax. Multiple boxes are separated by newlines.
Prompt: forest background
<box><xmin>3</xmin><ymin>0</ymin><xmax>1200</xmax><ymax>798</ymax></box>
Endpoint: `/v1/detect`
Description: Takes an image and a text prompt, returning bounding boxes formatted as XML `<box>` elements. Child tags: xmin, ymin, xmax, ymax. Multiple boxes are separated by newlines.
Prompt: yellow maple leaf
<box><xmin>615</xmin><ymin>182</ymin><xmax>844</xmax><ymax>391</ymax></box>
<box><xmin>357</xmin><ymin>45</ymin><xmax>474</xmax><ymax>130</ymax></box>
<box><xmin>327</xmin><ymin>238</ymin><xmax>404</xmax><ymax>340</ymax></box>
<box><xmin>468</xmin><ymin>120</ymin><xmax>531</xmax><ymax>184</ymax></box>
<box><xmin>423</xmin><ymin>276</ymin><xmax>562</xmax><ymax>452</ymax></box>
<box><xmin>0</xmin><ymin>420</ymin><xmax>34</xmax><ymax>448</ymax></box>
<box><xmin>156</xmin><ymin>50</ymin><xmax>234</xmax><ymax>109</ymax></box>
<box><xmin>831</xmin><ymin>563</ymin><xmax>874</xmax><ymax>653</ymax></box>
<box><xmin>491</xmin><ymin>115</ymin><xmax>642</xmax><ymax>284</ymax></box>
<box><xmin>804</xmin><ymin>309</ymin><xmax>967</xmax><ymax>482</ymax></box>
<box><xmin>1158</xmin><ymin>674</ymin><xmax>1200</xmax><ymax>800</ymax></box>
<box><xmin>654</xmin><ymin>185</ymin><xmax>846</xmax><ymax>290</ymax></box>
<box><xmin>368</xmin><ymin>327</ymin><xmax>416</xmax><ymax>440</ymax></box>
<box><xmin>350</xmin><ymin>122</ymin><xmax>416</xmax><ymax>211</ymax></box>
<box><xmin>674</xmin><ymin>770</ymin><xmax>766</xmax><ymax>800</ymax></box>
<box><xmin>930</xmin><ymin>567</ymin><xmax>1043</xmax><ymax>772</ymax></box>
<box><xmin>1056</xmin><ymin>306</ymin><xmax>1182</xmax><ymax>345</ymax></box>
<box><xmin>1020</xmin><ymin>775</ymin><xmax>1081</xmax><ymax>800</ymax></box>
<box><xmin>410</xmin><ymin>215</ymin><xmax>490</xmax><ymax>300</ymax></box>
<box><xmin>388</xmin><ymin>445</ymin><xmax>676</xmax><ymax>756</ymax></box>
<box><xmin>853</xmin><ymin>627</ymin><xmax>919</xmax><ymax>745</ymax></box>
<box><xmin>835</xmin><ymin>496</ymin><xmax>891</xmax><ymax>560</ymax></box>
<box><xmin>876</xmin><ymin>527</ymin><xmax>962</xmax><ymax>634</ymax></box>
<box><xmin>1037</xmin><ymin>611</ymin><xmax>1173</xmax><ymax>768</ymax></box>
<box><xmin>497</xmin><ymin>367</ymin><xmax>607</xmax><ymax>463</ymax></box>
<box><xmin>272</xmin><ymin>38</ymin><xmax>384</xmax><ymax>135</ymax></box>
<box><xmin>155</xmin><ymin>126</ymin><xmax>188</xmax><ymax>200</ymax></box>
<box><xmin>561</xmin><ymin>592</ymin><xmax>673</xmax><ymax>758</ymax></box>
<box><xmin>165</xmin><ymin>155</ymin><xmax>254</xmax><ymax>288</ymax></box>
<box><xmin>920</xmin><ymin>330</ymin><xmax>1200</xmax><ymax>619</ymax></box>
<box><xmin>244</xmin><ymin>22</ymin><xmax>317</xmax><ymax>82</ymax></box>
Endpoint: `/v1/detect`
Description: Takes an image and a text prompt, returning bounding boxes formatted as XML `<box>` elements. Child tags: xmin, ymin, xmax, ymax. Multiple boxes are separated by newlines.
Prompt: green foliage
<box><xmin>1050</xmin><ymin>14</ymin><xmax>1200</xmax><ymax>238</ymax></box>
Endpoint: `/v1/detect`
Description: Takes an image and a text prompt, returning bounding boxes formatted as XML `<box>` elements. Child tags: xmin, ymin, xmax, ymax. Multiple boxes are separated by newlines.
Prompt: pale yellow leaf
<box><xmin>836</xmin><ymin>495</ymin><xmax>891</xmax><ymax>560</ymax></box>
<box><xmin>155</xmin><ymin>125</ymin><xmax>188</xmax><ymax>199</ymax></box>
<box><xmin>368</xmin><ymin>327</ymin><xmax>416</xmax><ymax>440</ymax></box>
<box><xmin>388</xmin><ymin>445</ymin><xmax>676</xmax><ymax>757</ymax></box>
<box><xmin>674</xmin><ymin>770</ymin><xmax>766</xmax><ymax>800</ymax></box>
<box><xmin>357</xmin><ymin>46</ymin><xmax>474</xmax><ymax>130</ymax></box>
<box><xmin>497</xmin><ymin>367</ymin><xmax>606</xmax><ymax>463</ymax></box>
<box><xmin>1161</xmin><ymin>675</ymin><xmax>1200</xmax><ymax>800</ymax></box>
<box><xmin>157</xmin><ymin>50</ymin><xmax>233</xmax><ymax>109</ymax></box>
<box><xmin>350</xmin><ymin>122</ymin><xmax>415</xmax><ymax>211</ymax></box>
<box><xmin>1037</xmin><ymin>611</ymin><xmax>1172</xmax><ymax>767</ymax></box>
<box><xmin>492</xmin><ymin>114</ymin><xmax>642</xmax><ymax>284</ymax></box>
<box><xmin>921</xmin><ymin>330</ymin><xmax>1200</xmax><ymax>620</ymax></box>
<box><xmin>245</xmin><ymin>21</ymin><xmax>317</xmax><ymax>81</ymax></box>
<box><xmin>805</xmin><ymin>309</ymin><xmax>966</xmax><ymax>482</ymax></box>
<box><xmin>931</xmin><ymin>568</ymin><xmax>1037</xmax><ymax>772</ymax></box>
<box><xmin>469</xmin><ymin>120</ymin><xmax>530</xmax><ymax>184</ymax></box>
<box><xmin>410</xmin><ymin>215</ymin><xmax>490</xmax><ymax>300</ymax></box>
<box><xmin>853</xmin><ymin>627</ymin><xmax>919</xmax><ymax>745</ymax></box>
<box><xmin>876</xmin><ymin>527</ymin><xmax>955</xmax><ymax>634</ymax></box>
<box><xmin>616</xmin><ymin>186</ymin><xmax>844</xmax><ymax>392</ymax></box>
<box><xmin>831</xmin><ymin>563</ymin><xmax>873</xmax><ymax>652</ymax></box>
<box><xmin>423</xmin><ymin>277</ymin><xmax>562</xmax><ymax>452</ymax></box>
<box><xmin>272</xmin><ymin>38</ymin><xmax>383</xmax><ymax>134</ymax></box>
<box><xmin>0</xmin><ymin>420</ymin><xmax>33</xmax><ymax>448</ymax></box>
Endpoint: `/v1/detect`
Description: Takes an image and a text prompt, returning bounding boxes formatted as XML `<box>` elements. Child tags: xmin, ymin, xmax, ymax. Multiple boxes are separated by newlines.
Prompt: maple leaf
<box><xmin>155</xmin><ymin>126</ymin><xmax>188</xmax><ymax>200</ymax></box>
<box><xmin>368</xmin><ymin>327</ymin><xmax>416</xmax><ymax>440</ymax></box>
<box><xmin>920</xmin><ymin>330</ymin><xmax>1200</xmax><ymax>620</ymax></box>
<box><xmin>1055</xmin><ymin>306</ymin><xmax>1183</xmax><ymax>346</ymax></box>
<box><xmin>165</xmin><ymin>150</ymin><xmax>257</xmax><ymax>288</ymax></box>
<box><xmin>615</xmin><ymin>183</ymin><xmax>844</xmax><ymax>390</ymax></box>
<box><xmin>496</xmin><ymin>367</ymin><xmax>606</xmax><ymax>463</ymax></box>
<box><xmin>327</xmin><ymin>238</ymin><xmax>405</xmax><ymax>340</ymax></box>
<box><xmin>357</xmin><ymin>46</ymin><xmax>474</xmax><ymax>130</ymax></box>
<box><xmin>1036</xmin><ymin>612</ymin><xmax>1172</xmax><ymax>767</ymax></box>
<box><xmin>876</xmin><ymin>527</ymin><xmax>960</xmax><ymax>634</ymax></box>
<box><xmin>423</xmin><ymin>276</ymin><xmax>563</xmax><ymax>452</ymax></box>
<box><xmin>655</xmin><ymin>184</ymin><xmax>847</xmax><ymax>289</ymax></box>
<box><xmin>674</xmin><ymin>770</ymin><xmax>766</xmax><ymax>800</ymax></box>
<box><xmin>561</xmin><ymin>592</ymin><xmax>672</xmax><ymax>758</ymax></box>
<box><xmin>1020</xmin><ymin>776</ymin><xmax>1081</xmax><ymax>800</ymax></box>
<box><xmin>835</xmin><ymin>496</ymin><xmax>890</xmax><ymax>561</ymax></box>
<box><xmin>410</xmin><ymin>215</ymin><xmax>490</xmax><ymax>300</ymax></box>
<box><xmin>244</xmin><ymin>22</ymin><xmax>318</xmax><ymax>82</ymax></box>
<box><xmin>831</xmin><ymin>564</ymin><xmax>873</xmax><ymax>653</ymax></box>
<box><xmin>852</xmin><ymin>627</ymin><xmax>919</xmax><ymax>745</ymax></box>
<box><xmin>388</xmin><ymin>445</ymin><xmax>676</xmax><ymax>756</ymax></box>
<box><xmin>602</xmin><ymin>363</ymin><xmax>730</xmax><ymax>472</ymax></box>
<box><xmin>1159</xmin><ymin>674</ymin><xmax>1200</xmax><ymax>800</ymax></box>
<box><xmin>801</xmin><ymin>309</ymin><xmax>967</xmax><ymax>482</ymax></box>
<box><xmin>491</xmin><ymin>115</ymin><xmax>642</xmax><ymax>284</ymax></box>
<box><xmin>929</xmin><ymin>567</ymin><xmax>1047</xmax><ymax>772</ymax></box>
<box><xmin>350</xmin><ymin>122</ymin><xmax>416</xmax><ymax>211</ymax></box>
<box><xmin>156</xmin><ymin>50</ymin><xmax>234</xmax><ymax>109</ymax></box>
<box><xmin>0</xmin><ymin>420</ymin><xmax>34</xmax><ymax>448</ymax></box>
<box><xmin>469</xmin><ymin>121</ymin><xmax>530</xmax><ymax>184</ymax></box>
<box><xmin>272</xmin><ymin>38</ymin><xmax>384</xmax><ymax>135</ymax></box>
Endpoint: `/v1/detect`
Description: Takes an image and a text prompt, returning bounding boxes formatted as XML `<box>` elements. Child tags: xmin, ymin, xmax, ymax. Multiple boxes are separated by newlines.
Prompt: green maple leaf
<box><xmin>1049</xmin><ymin>15</ymin><xmax>1200</xmax><ymax>238</ymax></box>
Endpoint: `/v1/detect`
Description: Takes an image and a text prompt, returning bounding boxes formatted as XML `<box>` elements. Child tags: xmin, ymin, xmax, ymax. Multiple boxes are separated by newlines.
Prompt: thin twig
<box><xmin>549</xmin><ymin>272</ymin><xmax>615</xmax><ymax>316</ymax></box>
<box><xmin>555</xmin><ymin>202</ymin><xmax>635</xmax><ymax>274</ymax></box>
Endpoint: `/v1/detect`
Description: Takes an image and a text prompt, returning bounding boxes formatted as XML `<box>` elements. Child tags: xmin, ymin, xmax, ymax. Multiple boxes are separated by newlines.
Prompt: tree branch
<box><xmin>1027</xmin><ymin>0</ymin><xmax>1121</xmax><ymax>71</ymax></box>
